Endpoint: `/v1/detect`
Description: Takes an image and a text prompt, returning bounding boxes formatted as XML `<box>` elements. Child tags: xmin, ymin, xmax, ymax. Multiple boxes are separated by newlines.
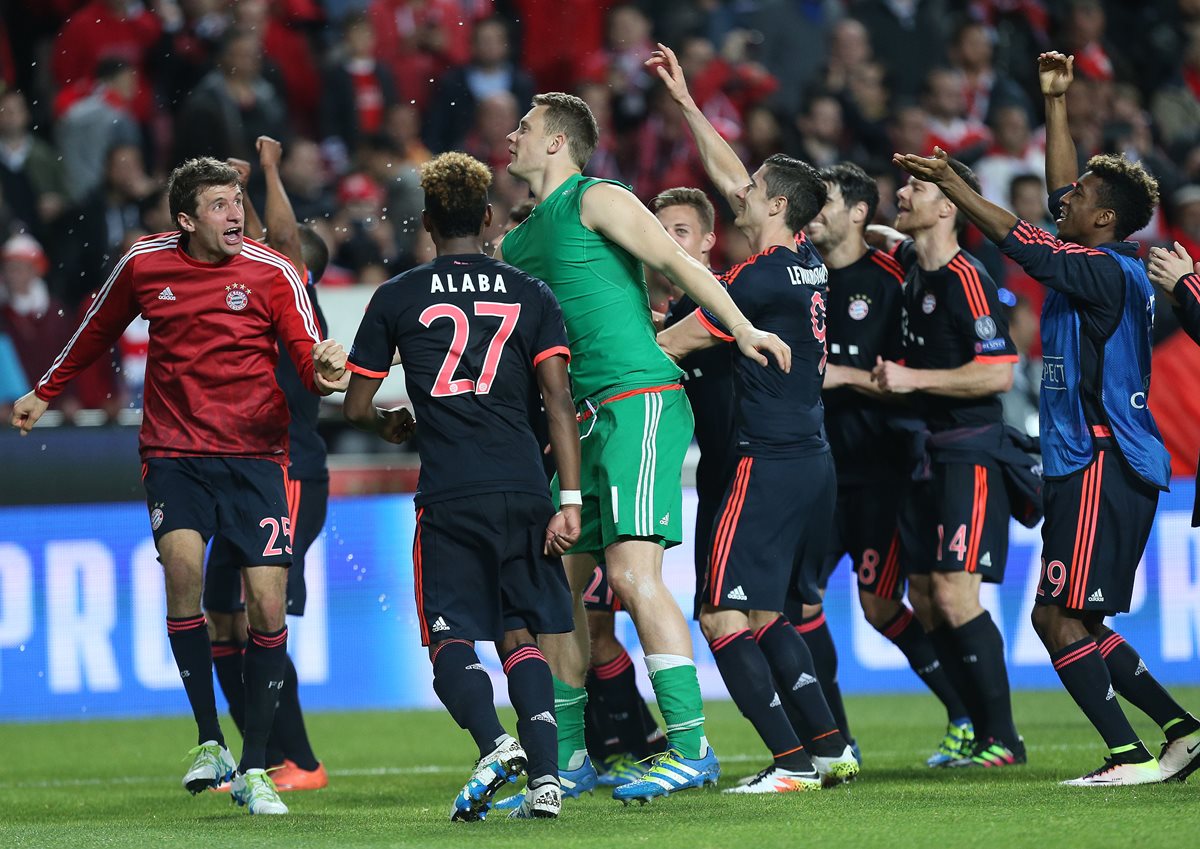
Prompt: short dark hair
<box><xmin>819</xmin><ymin>162</ymin><xmax>879</xmax><ymax>227</ymax></box>
<box><xmin>532</xmin><ymin>92</ymin><xmax>599</xmax><ymax>169</ymax></box>
<box><xmin>1085</xmin><ymin>154</ymin><xmax>1159</xmax><ymax>240</ymax></box>
<box><xmin>508</xmin><ymin>198</ymin><xmax>536</xmax><ymax>224</ymax></box>
<box><xmin>762</xmin><ymin>153</ymin><xmax>827</xmax><ymax>233</ymax></box>
<box><xmin>652</xmin><ymin>187</ymin><xmax>716</xmax><ymax>233</ymax></box>
<box><xmin>167</xmin><ymin>157</ymin><xmax>240</xmax><ymax>222</ymax></box>
<box><xmin>1009</xmin><ymin>173</ymin><xmax>1043</xmax><ymax>201</ymax></box>
<box><xmin>944</xmin><ymin>156</ymin><xmax>981</xmax><ymax>232</ymax></box>
<box><xmin>298</xmin><ymin>225</ymin><xmax>329</xmax><ymax>283</ymax></box>
<box><xmin>420</xmin><ymin>151</ymin><xmax>493</xmax><ymax>239</ymax></box>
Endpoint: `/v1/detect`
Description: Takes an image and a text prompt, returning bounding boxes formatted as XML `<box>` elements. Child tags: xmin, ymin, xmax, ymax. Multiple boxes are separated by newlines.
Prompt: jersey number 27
<box><xmin>419</xmin><ymin>302</ymin><xmax>521</xmax><ymax>397</ymax></box>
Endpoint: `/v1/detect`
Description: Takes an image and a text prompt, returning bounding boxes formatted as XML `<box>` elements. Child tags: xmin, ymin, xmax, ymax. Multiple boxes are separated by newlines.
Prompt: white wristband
<box><xmin>559</xmin><ymin>490</ymin><xmax>582</xmax><ymax>506</ymax></box>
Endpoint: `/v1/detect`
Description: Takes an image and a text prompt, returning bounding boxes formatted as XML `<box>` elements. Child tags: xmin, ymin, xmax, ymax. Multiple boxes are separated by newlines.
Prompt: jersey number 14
<box><xmin>419</xmin><ymin>301</ymin><xmax>521</xmax><ymax>397</ymax></box>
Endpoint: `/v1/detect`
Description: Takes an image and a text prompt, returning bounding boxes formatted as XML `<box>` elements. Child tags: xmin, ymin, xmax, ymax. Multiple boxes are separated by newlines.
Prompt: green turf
<box><xmin>1</xmin><ymin>689</ymin><xmax>1196</xmax><ymax>849</ymax></box>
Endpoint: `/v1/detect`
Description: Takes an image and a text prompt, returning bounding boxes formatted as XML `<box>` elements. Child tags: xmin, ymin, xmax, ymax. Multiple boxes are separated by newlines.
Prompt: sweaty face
<box><xmin>180</xmin><ymin>183</ymin><xmax>244</xmax><ymax>262</ymax></box>
<box><xmin>734</xmin><ymin>165</ymin><xmax>773</xmax><ymax>232</ymax></box>
<box><xmin>895</xmin><ymin>177</ymin><xmax>949</xmax><ymax>235</ymax></box>
<box><xmin>506</xmin><ymin>105</ymin><xmax>549</xmax><ymax>181</ymax></box>
<box><xmin>805</xmin><ymin>182</ymin><xmax>851</xmax><ymax>252</ymax></box>
<box><xmin>655</xmin><ymin>204</ymin><xmax>713</xmax><ymax>264</ymax></box>
<box><xmin>1055</xmin><ymin>172</ymin><xmax>1107</xmax><ymax>243</ymax></box>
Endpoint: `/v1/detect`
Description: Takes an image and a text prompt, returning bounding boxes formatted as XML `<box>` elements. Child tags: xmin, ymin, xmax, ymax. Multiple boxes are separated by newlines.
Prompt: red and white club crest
<box><xmin>150</xmin><ymin>507</ymin><xmax>164</xmax><ymax>530</ymax></box>
<box><xmin>225</xmin><ymin>282</ymin><xmax>251</xmax><ymax>311</ymax></box>
<box><xmin>848</xmin><ymin>298</ymin><xmax>869</xmax><ymax>320</ymax></box>
<box><xmin>922</xmin><ymin>292</ymin><xmax>937</xmax><ymax>314</ymax></box>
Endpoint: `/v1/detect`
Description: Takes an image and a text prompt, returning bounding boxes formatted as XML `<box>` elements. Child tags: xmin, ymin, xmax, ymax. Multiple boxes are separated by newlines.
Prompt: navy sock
<box><xmin>1052</xmin><ymin>637</ymin><xmax>1142</xmax><ymax>756</ymax></box>
<box><xmin>796</xmin><ymin>613</ymin><xmax>852</xmax><ymax>742</ymax></box>
<box><xmin>431</xmin><ymin>640</ymin><xmax>506</xmax><ymax>758</ymax></box>
<box><xmin>240</xmin><ymin>626</ymin><xmax>288</xmax><ymax>772</ymax></box>
<box><xmin>268</xmin><ymin>654</ymin><xmax>319</xmax><ymax>770</ymax></box>
<box><xmin>168</xmin><ymin>615</ymin><xmax>224</xmax><ymax>747</ymax></box>
<box><xmin>880</xmin><ymin>607</ymin><xmax>969</xmax><ymax>722</ymax></box>
<box><xmin>584</xmin><ymin>671</ymin><xmax>620</xmax><ymax>760</ymax></box>
<box><xmin>590</xmin><ymin>649</ymin><xmax>660</xmax><ymax>759</ymax></box>
<box><xmin>953</xmin><ymin>611</ymin><xmax>1018</xmax><ymax>745</ymax></box>
<box><xmin>1098</xmin><ymin>629</ymin><xmax>1198</xmax><ymax>739</ymax></box>
<box><xmin>503</xmin><ymin>644</ymin><xmax>557</xmax><ymax>782</ymax></box>
<box><xmin>709</xmin><ymin>630</ymin><xmax>812</xmax><ymax>772</ymax></box>
<box><xmin>755</xmin><ymin>616</ymin><xmax>845</xmax><ymax>757</ymax></box>
<box><xmin>210</xmin><ymin>639</ymin><xmax>245</xmax><ymax>736</ymax></box>
<box><xmin>930</xmin><ymin>624</ymin><xmax>986</xmax><ymax>730</ymax></box>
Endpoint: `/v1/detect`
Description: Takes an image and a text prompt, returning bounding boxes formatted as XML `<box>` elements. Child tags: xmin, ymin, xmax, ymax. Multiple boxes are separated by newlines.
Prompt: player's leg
<box><xmin>267</xmin><ymin>477</ymin><xmax>327</xmax><ymax>790</ymax></box>
<box><xmin>144</xmin><ymin>458</ymin><xmax>236</xmax><ymax>793</ymax></box>
<box><xmin>203</xmin><ymin>540</ymin><xmax>248</xmax><ymax>738</ymax></box>
<box><xmin>1032</xmin><ymin>452</ymin><xmax>1171</xmax><ymax>785</ymax></box>
<box><xmin>497</xmin><ymin>628</ymin><xmax>558</xmax><ymax>819</ymax></box>
<box><xmin>588</xmin><ymin>604</ymin><xmax>665</xmax><ymax>764</ymax></box>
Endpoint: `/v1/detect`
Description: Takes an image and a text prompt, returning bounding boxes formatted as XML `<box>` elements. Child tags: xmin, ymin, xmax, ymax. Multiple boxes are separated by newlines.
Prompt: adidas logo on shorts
<box><xmin>769</xmin><ymin>693</ymin><xmax>781</xmax><ymax>708</ymax></box>
<box><xmin>659</xmin><ymin>513</ymin><xmax>670</xmax><ymax>526</ymax></box>
<box><xmin>531</xmin><ymin>711</ymin><xmax>557</xmax><ymax>726</ymax></box>
<box><xmin>1106</xmin><ymin>685</ymin><xmax>1116</xmax><ymax>701</ymax></box>
<box><xmin>979</xmin><ymin>551</ymin><xmax>992</xmax><ymax>568</ymax></box>
<box><xmin>726</xmin><ymin>585</ymin><xmax>748</xmax><ymax>601</ymax></box>
<box><xmin>158</xmin><ymin>287</ymin><xmax>176</xmax><ymax>301</ymax></box>
<box><xmin>1089</xmin><ymin>588</ymin><xmax>1105</xmax><ymax>603</ymax></box>
<box><xmin>793</xmin><ymin>673</ymin><xmax>817</xmax><ymax>690</ymax></box>
<box><xmin>431</xmin><ymin>617</ymin><xmax>450</xmax><ymax>633</ymax></box>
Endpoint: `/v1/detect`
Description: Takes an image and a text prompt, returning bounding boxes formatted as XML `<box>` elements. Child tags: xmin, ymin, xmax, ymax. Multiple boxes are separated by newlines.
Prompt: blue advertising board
<box><xmin>1</xmin><ymin>486</ymin><xmax>1197</xmax><ymax>722</ymax></box>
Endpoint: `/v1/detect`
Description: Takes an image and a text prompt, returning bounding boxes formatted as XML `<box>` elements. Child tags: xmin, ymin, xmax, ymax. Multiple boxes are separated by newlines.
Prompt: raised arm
<box><xmin>646</xmin><ymin>43</ymin><xmax>750</xmax><ymax>206</ymax></box>
<box><xmin>893</xmin><ymin>147</ymin><xmax>1017</xmax><ymax>243</ymax></box>
<box><xmin>580</xmin><ymin>182</ymin><xmax>790</xmax><ymax>371</ymax></box>
<box><xmin>1039</xmin><ymin>52</ymin><xmax>1079</xmax><ymax>190</ymax></box>
<box><xmin>257</xmin><ymin>136</ymin><xmax>305</xmax><ymax>275</ymax></box>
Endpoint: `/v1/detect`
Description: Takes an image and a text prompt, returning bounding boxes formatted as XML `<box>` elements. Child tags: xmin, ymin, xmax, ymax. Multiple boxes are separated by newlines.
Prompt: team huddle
<box><xmin>11</xmin><ymin>47</ymin><xmax>1200</xmax><ymax>819</ymax></box>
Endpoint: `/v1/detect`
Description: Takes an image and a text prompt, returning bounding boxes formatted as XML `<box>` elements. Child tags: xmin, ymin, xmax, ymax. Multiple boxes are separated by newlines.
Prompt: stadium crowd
<box><xmin>2</xmin><ymin>0</ymin><xmax>1200</xmax><ymax>465</ymax></box>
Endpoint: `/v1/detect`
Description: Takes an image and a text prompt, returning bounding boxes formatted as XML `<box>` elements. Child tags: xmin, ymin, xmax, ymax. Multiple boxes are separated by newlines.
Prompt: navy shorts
<box><xmin>704</xmin><ymin>453</ymin><xmax>836</xmax><ymax>612</ymax></box>
<box><xmin>204</xmin><ymin>477</ymin><xmax>329</xmax><ymax>615</ymax></box>
<box><xmin>1036</xmin><ymin>449</ymin><xmax>1158</xmax><ymax>615</ymax></box>
<box><xmin>414</xmin><ymin>492</ymin><xmax>574</xmax><ymax>646</ymax></box>
<box><xmin>899</xmin><ymin>461</ymin><xmax>1010</xmax><ymax>583</ymax></box>
<box><xmin>142</xmin><ymin>457</ymin><xmax>292</xmax><ymax>567</ymax></box>
<box><xmin>816</xmin><ymin>479</ymin><xmax>907</xmax><ymax>601</ymax></box>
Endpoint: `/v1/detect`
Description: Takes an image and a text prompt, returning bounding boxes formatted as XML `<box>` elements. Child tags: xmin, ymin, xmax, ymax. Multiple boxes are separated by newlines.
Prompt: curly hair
<box><xmin>1085</xmin><ymin>154</ymin><xmax>1159</xmax><ymax>240</ymax></box>
<box><xmin>420</xmin><ymin>152</ymin><xmax>493</xmax><ymax>239</ymax></box>
<box><xmin>167</xmin><ymin>157</ymin><xmax>240</xmax><ymax>223</ymax></box>
<box><xmin>532</xmin><ymin>92</ymin><xmax>599</xmax><ymax>169</ymax></box>
<box><xmin>652</xmin><ymin>187</ymin><xmax>716</xmax><ymax>233</ymax></box>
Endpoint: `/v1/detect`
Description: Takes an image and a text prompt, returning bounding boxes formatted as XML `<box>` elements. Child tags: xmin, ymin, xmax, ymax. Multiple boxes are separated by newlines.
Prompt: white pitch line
<box><xmin>0</xmin><ymin>745</ymin><xmax>1095</xmax><ymax>791</ymax></box>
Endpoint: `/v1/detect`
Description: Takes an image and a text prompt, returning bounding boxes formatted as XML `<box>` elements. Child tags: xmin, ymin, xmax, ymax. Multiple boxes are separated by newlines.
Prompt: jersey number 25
<box><xmin>419</xmin><ymin>302</ymin><xmax>521</xmax><ymax>397</ymax></box>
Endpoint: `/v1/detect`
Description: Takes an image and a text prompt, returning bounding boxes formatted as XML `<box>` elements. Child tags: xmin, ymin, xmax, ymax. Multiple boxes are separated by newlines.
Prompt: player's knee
<box><xmin>1029</xmin><ymin>603</ymin><xmax>1061</xmax><ymax>643</ymax></box>
<box><xmin>247</xmin><ymin>595</ymin><xmax>287</xmax><ymax>632</ymax></box>
<box><xmin>799</xmin><ymin>602</ymin><xmax>823</xmax><ymax>621</ymax></box>
<box><xmin>930</xmin><ymin>577</ymin><xmax>974</xmax><ymax>622</ymax></box>
<box><xmin>499</xmin><ymin>629</ymin><xmax>534</xmax><ymax>657</ymax></box>
<box><xmin>860</xmin><ymin>593</ymin><xmax>899</xmax><ymax>630</ymax></box>
<box><xmin>207</xmin><ymin>610</ymin><xmax>246</xmax><ymax>642</ymax></box>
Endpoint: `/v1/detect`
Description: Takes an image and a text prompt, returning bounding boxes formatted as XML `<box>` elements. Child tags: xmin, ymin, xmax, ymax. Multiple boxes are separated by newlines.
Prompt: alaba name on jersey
<box><xmin>36</xmin><ymin>232</ymin><xmax>323</xmax><ymax>463</ymax></box>
<box><xmin>347</xmin><ymin>253</ymin><xmax>570</xmax><ymax>507</ymax></box>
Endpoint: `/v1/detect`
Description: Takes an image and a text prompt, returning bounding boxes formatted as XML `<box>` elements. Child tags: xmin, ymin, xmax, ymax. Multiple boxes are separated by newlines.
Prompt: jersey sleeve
<box><xmin>531</xmin><ymin>280</ymin><xmax>571</xmax><ymax>366</ymax></box>
<box><xmin>269</xmin><ymin>261</ymin><xmax>322</xmax><ymax>393</ymax></box>
<box><xmin>999</xmin><ymin>220</ymin><xmax>1124</xmax><ymax>308</ymax></box>
<box><xmin>944</xmin><ymin>257</ymin><xmax>1019</xmax><ymax>363</ymax></box>
<box><xmin>697</xmin><ymin>269</ymin><xmax>759</xmax><ymax>340</ymax></box>
<box><xmin>347</xmin><ymin>287</ymin><xmax>396</xmax><ymax>378</ymax></box>
<box><xmin>1173</xmin><ymin>272</ymin><xmax>1200</xmax><ymax>347</ymax></box>
<box><xmin>35</xmin><ymin>255</ymin><xmax>139</xmax><ymax>402</ymax></box>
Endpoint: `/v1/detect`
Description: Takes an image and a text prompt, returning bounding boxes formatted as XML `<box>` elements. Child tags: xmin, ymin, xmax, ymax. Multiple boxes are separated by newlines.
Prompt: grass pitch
<box><xmin>2</xmin><ymin>688</ymin><xmax>1197</xmax><ymax>849</ymax></box>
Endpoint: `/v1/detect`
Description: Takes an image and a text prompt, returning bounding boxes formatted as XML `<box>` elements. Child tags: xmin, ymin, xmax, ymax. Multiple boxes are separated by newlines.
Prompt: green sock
<box><xmin>553</xmin><ymin>677</ymin><xmax>588</xmax><ymax>770</ymax></box>
<box><xmin>647</xmin><ymin>662</ymin><xmax>706</xmax><ymax>759</ymax></box>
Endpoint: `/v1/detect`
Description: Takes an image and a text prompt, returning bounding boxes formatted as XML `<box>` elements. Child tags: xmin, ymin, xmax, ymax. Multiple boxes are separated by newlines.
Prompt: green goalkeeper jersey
<box><xmin>500</xmin><ymin>174</ymin><xmax>683</xmax><ymax>404</ymax></box>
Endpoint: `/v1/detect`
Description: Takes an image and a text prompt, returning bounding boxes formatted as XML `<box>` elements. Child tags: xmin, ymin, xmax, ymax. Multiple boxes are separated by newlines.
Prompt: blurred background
<box><xmin>1</xmin><ymin>0</ymin><xmax>1198</xmax><ymax>720</ymax></box>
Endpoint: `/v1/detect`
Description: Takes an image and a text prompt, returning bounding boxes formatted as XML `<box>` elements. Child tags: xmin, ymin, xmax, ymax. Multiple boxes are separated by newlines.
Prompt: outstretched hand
<box><xmin>1147</xmin><ymin>242</ymin><xmax>1198</xmax><ymax>295</ymax></box>
<box><xmin>645</xmin><ymin>43</ymin><xmax>693</xmax><ymax>106</ymax></box>
<box><xmin>893</xmin><ymin>146</ymin><xmax>954</xmax><ymax>185</ymax></box>
<box><xmin>1038</xmin><ymin>52</ymin><xmax>1074</xmax><ymax>97</ymax></box>
<box><xmin>226</xmin><ymin>157</ymin><xmax>251</xmax><ymax>186</ymax></box>
<box><xmin>733</xmin><ymin>324</ymin><xmax>791</xmax><ymax>372</ymax></box>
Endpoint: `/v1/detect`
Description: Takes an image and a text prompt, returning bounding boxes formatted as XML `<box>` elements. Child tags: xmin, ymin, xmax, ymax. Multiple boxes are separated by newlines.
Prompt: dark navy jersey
<box><xmin>999</xmin><ymin>187</ymin><xmax>1139</xmax><ymax>431</ymax></box>
<box><xmin>347</xmin><ymin>253</ymin><xmax>570</xmax><ymax>507</ymax></box>
<box><xmin>276</xmin><ymin>275</ymin><xmax>329</xmax><ymax>481</ymax></box>
<box><xmin>699</xmin><ymin>238</ymin><xmax>830</xmax><ymax>458</ymax></box>
<box><xmin>666</xmin><ymin>291</ymin><xmax>736</xmax><ymax>498</ymax></box>
<box><xmin>824</xmin><ymin>247</ymin><xmax>907</xmax><ymax>482</ymax></box>
<box><xmin>894</xmin><ymin>240</ymin><xmax>1017</xmax><ymax>432</ymax></box>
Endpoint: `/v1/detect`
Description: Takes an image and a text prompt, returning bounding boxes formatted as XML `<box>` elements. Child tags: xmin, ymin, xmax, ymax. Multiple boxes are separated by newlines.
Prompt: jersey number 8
<box><xmin>419</xmin><ymin>301</ymin><xmax>522</xmax><ymax>397</ymax></box>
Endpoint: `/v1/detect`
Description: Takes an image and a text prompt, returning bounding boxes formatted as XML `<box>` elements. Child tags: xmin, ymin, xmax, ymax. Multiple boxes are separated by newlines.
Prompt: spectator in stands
<box><xmin>922</xmin><ymin>67</ymin><xmax>992</xmax><ymax>163</ymax></box>
<box><xmin>51</xmin><ymin>0</ymin><xmax>161</xmax><ymax>124</ymax></box>
<box><xmin>822</xmin><ymin>17</ymin><xmax>874</xmax><ymax>99</ymax></box>
<box><xmin>949</xmin><ymin>19</ymin><xmax>1030</xmax><ymax>125</ymax></box>
<box><xmin>232</xmin><ymin>0</ymin><xmax>324</xmax><ymax>137</ymax></box>
<box><xmin>0</xmin><ymin>89</ymin><xmax>67</xmax><ymax>242</ymax></box>
<box><xmin>1168</xmin><ymin>184</ymin><xmax>1200</xmax><ymax>261</ymax></box>
<box><xmin>742</xmin><ymin>104</ymin><xmax>784</xmax><ymax>171</ymax></box>
<box><xmin>424</xmin><ymin>16</ymin><xmax>534</xmax><ymax>154</ymax></box>
<box><xmin>974</xmin><ymin>104</ymin><xmax>1045</xmax><ymax>205</ymax></box>
<box><xmin>382</xmin><ymin>103</ymin><xmax>433</xmax><ymax>170</ymax></box>
<box><xmin>579</xmin><ymin>4</ymin><xmax>657</xmax><ymax>131</ymax></box>
<box><xmin>173</xmin><ymin>28</ymin><xmax>290</xmax><ymax>179</ymax></box>
<box><xmin>56</xmin><ymin>59</ymin><xmax>140</xmax><ymax>203</ymax></box>
<box><xmin>853</xmin><ymin>0</ymin><xmax>948</xmax><ymax>100</ymax></box>
<box><xmin>843</xmin><ymin>61</ymin><xmax>893</xmax><ymax>162</ymax></box>
<box><xmin>1152</xmin><ymin>27</ymin><xmax>1200</xmax><ymax>153</ymax></box>
<box><xmin>368</xmin><ymin>0</ymin><xmax>482</xmax><ymax>112</ymax></box>
<box><xmin>356</xmin><ymin>133</ymin><xmax>425</xmax><ymax>264</ymax></box>
<box><xmin>278</xmin><ymin>139</ymin><xmax>336</xmax><ymax>223</ymax></box>
<box><xmin>56</xmin><ymin>143</ymin><xmax>157</xmax><ymax>307</ymax></box>
<box><xmin>320</xmin><ymin>12</ymin><xmax>399</xmax><ymax>172</ymax></box>
<box><xmin>575</xmin><ymin>81</ymin><xmax>624</xmax><ymax>182</ymax></box>
<box><xmin>674</xmin><ymin>32</ymin><xmax>778</xmax><ymax>131</ymax></box>
<box><xmin>1062</xmin><ymin>0</ymin><xmax>1118</xmax><ymax>83</ymax></box>
<box><xmin>463</xmin><ymin>91</ymin><xmax>519</xmax><ymax>175</ymax></box>
<box><xmin>790</xmin><ymin>91</ymin><xmax>857</xmax><ymax>170</ymax></box>
<box><xmin>330</xmin><ymin>172</ymin><xmax>398</xmax><ymax>284</ymax></box>
<box><xmin>1009</xmin><ymin>173</ymin><xmax>1053</xmax><ymax>232</ymax></box>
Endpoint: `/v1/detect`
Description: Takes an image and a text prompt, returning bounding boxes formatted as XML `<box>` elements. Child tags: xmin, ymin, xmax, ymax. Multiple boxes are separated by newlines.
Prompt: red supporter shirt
<box><xmin>35</xmin><ymin>233</ymin><xmax>323</xmax><ymax>465</ymax></box>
